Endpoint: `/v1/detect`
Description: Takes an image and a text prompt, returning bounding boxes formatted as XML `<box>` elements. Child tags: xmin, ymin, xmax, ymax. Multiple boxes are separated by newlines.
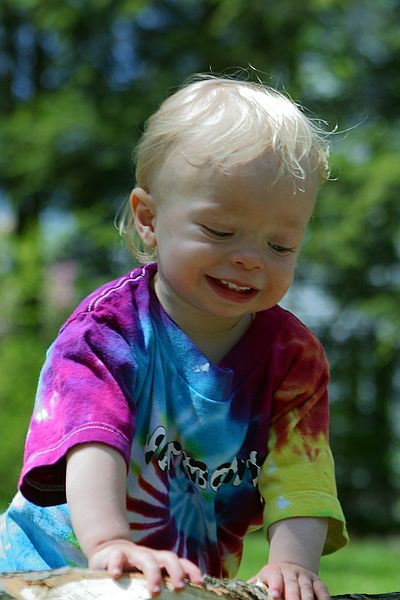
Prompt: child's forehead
<box><xmin>151</xmin><ymin>149</ymin><xmax>318</xmax><ymax>202</ymax></box>
<box><xmin>152</xmin><ymin>151</ymin><xmax>318</xmax><ymax>217</ymax></box>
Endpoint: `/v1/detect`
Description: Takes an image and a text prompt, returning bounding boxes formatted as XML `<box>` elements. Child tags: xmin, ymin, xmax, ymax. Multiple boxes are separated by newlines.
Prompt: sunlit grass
<box><xmin>237</xmin><ymin>532</ymin><xmax>400</xmax><ymax>594</ymax></box>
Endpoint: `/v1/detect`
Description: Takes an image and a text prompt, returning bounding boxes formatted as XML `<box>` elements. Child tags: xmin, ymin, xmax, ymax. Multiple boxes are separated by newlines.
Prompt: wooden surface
<box><xmin>0</xmin><ymin>569</ymin><xmax>399</xmax><ymax>600</ymax></box>
<box><xmin>0</xmin><ymin>568</ymin><xmax>269</xmax><ymax>600</ymax></box>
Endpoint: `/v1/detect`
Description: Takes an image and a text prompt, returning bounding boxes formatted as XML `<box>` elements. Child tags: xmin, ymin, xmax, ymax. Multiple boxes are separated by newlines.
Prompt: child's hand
<box><xmin>88</xmin><ymin>539</ymin><xmax>203</xmax><ymax>596</ymax></box>
<box><xmin>249</xmin><ymin>562</ymin><xmax>329</xmax><ymax>600</ymax></box>
<box><xmin>66</xmin><ymin>445</ymin><xmax>203</xmax><ymax>596</ymax></box>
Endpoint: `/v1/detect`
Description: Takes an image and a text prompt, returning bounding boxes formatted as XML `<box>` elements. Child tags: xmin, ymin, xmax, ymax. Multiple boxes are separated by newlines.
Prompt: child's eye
<box><xmin>269</xmin><ymin>243</ymin><xmax>296</xmax><ymax>255</ymax></box>
<box><xmin>201</xmin><ymin>225</ymin><xmax>233</xmax><ymax>239</ymax></box>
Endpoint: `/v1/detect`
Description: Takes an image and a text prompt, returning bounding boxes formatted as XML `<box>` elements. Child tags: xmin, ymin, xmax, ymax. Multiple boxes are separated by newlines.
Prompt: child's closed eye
<box><xmin>268</xmin><ymin>243</ymin><xmax>296</xmax><ymax>255</ymax></box>
<box><xmin>200</xmin><ymin>225</ymin><xmax>233</xmax><ymax>239</ymax></box>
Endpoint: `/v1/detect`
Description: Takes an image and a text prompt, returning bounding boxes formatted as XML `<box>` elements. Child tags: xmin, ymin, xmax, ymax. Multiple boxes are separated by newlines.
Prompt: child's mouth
<box><xmin>206</xmin><ymin>276</ymin><xmax>258</xmax><ymax>302</ymax></box>
<box><xmin>219</xmin><ymin>279</ymin><xmax>252</xmax><ymax>292</ymax></box>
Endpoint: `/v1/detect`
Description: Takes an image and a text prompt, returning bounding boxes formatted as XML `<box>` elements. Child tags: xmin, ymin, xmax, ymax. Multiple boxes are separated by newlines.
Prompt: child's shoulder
<box><xmin>59</xmin><ymin>262</ymin><xmax>156</xmax><ymax>334</ymax></box>
<box><xmin>256</xmin><ymin>304</ymin><xmax>326</xmax><ymax>357</ymax></box>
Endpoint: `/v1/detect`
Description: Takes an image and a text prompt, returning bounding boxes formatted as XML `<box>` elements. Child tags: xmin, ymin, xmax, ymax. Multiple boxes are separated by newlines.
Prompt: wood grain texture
<box><xmin>1</xmin><ymin>568</ymin><xmax>399</xmax><ymax>600</ymax></box>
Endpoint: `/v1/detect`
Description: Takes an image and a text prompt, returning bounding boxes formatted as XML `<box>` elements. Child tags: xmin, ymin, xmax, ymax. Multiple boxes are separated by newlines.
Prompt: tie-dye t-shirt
<box><xmin>0</xmin><ymin>263</ymin><xmax>347</xmax><ymax>576</ymax></box>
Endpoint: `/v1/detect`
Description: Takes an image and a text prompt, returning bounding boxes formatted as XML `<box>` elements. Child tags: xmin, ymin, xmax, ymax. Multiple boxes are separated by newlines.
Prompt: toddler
<box><xmin>0</xmin><ymin>75</ymin><xmax>348</xmax><ymax>600</ymax></box>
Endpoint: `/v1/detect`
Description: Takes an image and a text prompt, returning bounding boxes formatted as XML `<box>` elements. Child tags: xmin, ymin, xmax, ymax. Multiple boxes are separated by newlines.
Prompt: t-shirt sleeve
<box><xmin>258</xmin><ymin>318</ymin><xmax>348</xmax><ymax>555</ymax></box>
<box><xmin>19</xmin><ymin>310</ymin><xmax>137</xmax><ymax>506</ymax></box>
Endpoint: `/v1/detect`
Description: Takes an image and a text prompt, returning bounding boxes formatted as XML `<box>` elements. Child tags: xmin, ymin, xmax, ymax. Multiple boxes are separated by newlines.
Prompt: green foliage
<box><xmin>298</xmin><ymin>143</ymin><xmax>400</xmax><ymax>532</ymax></box>
<box><xmin>0</xmin><ymin>333</ymin><xmax>44</xmax><ymax>510</ymax></box>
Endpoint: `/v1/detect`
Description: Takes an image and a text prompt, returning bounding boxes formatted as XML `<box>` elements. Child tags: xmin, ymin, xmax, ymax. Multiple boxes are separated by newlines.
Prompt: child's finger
<box><xmin>106</xmin><ymin>549</ymin><xmax>126</xmax><ymax>578</ymax></box>
<box><xmin>179</xmin><ymin>557</ymin><xmax>204</xmax><ymax>585</ymax></box>
<box><xmin>129</xmin><ymin>553</ymin><xmax>164</xmax><ymax>596</ymax></box>
<box><xmin>155</xmin><ymin>550</ymin><xmax>188</xmax><ymax>590</ymax></box>
<box><xmin>295</xmin><ymin>578</ymin><xmax>314</xmax><ymax>600</ymax></box>
<box><xmin>249</xmin><ymin>565</ymin><xmax>283</xmax><ymax>599</ymax></box>
<box><xmin>312</xmin><ymin>578</ymin><xmax>330</xmax><ymax>600</ymax></box>
<box><xmin>281</xmin><ymin>577</ymin><xmax>301</xmax><ymax>600</ymax></box>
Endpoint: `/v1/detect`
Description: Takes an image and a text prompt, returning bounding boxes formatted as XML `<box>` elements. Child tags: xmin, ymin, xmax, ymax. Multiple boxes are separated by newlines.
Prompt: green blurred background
<box><xmin>1</xmin><ymin>0</ymin><xmax>400</xmax><ymax>559</ymax></box>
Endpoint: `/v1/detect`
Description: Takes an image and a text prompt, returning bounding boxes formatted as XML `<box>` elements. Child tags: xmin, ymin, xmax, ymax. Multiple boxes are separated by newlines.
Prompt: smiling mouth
<box><xmin>205</xmin><ymin>276</ymin><xmax>258</xmax><ymax>302</ymax></box>
<box><xmin>219</xmin><ymin>279</ymin><xmax>252</xmax><ymax>292</ymax></box>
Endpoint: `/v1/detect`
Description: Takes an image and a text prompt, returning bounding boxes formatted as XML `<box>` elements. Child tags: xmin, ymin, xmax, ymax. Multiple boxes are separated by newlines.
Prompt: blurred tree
<box><xmin>0</xmin><ymin>0</ymin><xmax>399</xmax><ymax>535</ymax></box>
<box><xmin>299</xmin><ymin>148</ymin><xmax>400</xmax><ymax>533</ymax></box>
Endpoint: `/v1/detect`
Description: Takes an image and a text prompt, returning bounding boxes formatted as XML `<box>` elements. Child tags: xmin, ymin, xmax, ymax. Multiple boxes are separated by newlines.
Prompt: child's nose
<box><xmin>230</xmin><ymin>248</ymin><xmax>264</xmax><ymax>271</ymax></box>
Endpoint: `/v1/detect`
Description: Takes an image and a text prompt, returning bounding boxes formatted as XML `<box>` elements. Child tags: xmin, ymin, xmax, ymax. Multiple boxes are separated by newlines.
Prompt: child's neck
<box><xmin>153</xmin><ymin>276</ymin><xmax>253</xmax><ymax>364</ymax></box>
<box><xmin>181</xmin><ymin>313</ymin><xmax>253</xmax><ymax>364</ymax></box>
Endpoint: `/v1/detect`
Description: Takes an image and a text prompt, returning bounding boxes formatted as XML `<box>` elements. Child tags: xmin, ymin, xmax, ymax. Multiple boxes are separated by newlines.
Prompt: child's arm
<box><xmin>66</xmin><ymin>443</ymin><xmax>203</xmax><ymax>595</ymax></box>
<box><xmin>249</xmin><ymin>517</ymin><xmax>329</xmax><ymax>600</ymax></box>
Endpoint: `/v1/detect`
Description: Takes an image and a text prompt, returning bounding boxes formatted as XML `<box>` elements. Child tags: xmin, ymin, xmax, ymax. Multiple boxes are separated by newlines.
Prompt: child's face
<box><xmin>133</xmin><ymin>156</ymin><xmax>317</xmax><ymax>327</ymax></box>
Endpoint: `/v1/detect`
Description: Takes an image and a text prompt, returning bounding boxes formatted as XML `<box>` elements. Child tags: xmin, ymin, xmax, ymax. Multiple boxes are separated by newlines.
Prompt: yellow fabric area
<box><xmin>259</xmin><ymin>430</ymin><xmax>348</xmax><ymax>555</ymax></box>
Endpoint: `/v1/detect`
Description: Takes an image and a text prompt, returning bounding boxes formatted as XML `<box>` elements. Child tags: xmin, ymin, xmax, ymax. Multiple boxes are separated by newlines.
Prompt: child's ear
<box><xmin>130</xmin><ymin>187</ymin><xmax>157</xmax><ymax>248</ymax></box>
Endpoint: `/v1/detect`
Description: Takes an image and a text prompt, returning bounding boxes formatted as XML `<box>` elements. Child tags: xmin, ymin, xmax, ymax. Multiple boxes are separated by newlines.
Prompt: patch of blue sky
<box><xmin>109</xmin><ymin>19</ymin><xmax>144</xmax><ymax>89</ymax></box>
<box><xmin>11</xmin><ymin>24</ymin><xmax>36</xmax><ymax>100</ymax></box>
<box><xmin>40</xmin><ymin>205</ymin><xmax>76</xmax><ymax>257</ymax></box>
<box><xmin>282</xmin><ymin>282</ymin><xmax>337</xmax><ymax>329</ymax></box>
<box><xmin>0</xmin><ymin>190</ymin><xmax>14</xmax><ymax>233</ymax></box>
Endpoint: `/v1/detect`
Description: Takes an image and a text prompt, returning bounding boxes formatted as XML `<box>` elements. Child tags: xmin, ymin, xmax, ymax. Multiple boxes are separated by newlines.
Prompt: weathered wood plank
<box><xmin>1</xmin><ymin>568</ymin><xmax>399</xmax><ymax>600</ymax></box>
<box><xmin>0</xmin><ymin>568</ymin><xmax>269</xmax><ymax>600</ymax></box>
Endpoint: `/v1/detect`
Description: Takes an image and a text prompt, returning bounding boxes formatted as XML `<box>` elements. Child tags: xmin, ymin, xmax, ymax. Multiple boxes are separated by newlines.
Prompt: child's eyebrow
<box><xmin>190</xmin><ymin>205</ymin><xmax>228</xmax><ymax>219</ymax></box>
<box><xmin>277</xmin><ymin>215</ymin><xmax>309</xmax><ymax>232</ymax></box>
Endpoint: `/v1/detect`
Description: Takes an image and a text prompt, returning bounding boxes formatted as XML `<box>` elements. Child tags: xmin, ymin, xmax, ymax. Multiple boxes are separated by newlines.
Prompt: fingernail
<box><xmin>175</xmin><ymin>580</ymin><xmax>185</xmax><ymax>590</ymax></box>
<box><xmin>111</xmin><ymin>568</ymin><xmax>121</xmax><ymax>578</ymax></box>
<box><xmin>152</xmin><ymin>585</ymin><xmax>161</xmax><ymax>595</ymax></box>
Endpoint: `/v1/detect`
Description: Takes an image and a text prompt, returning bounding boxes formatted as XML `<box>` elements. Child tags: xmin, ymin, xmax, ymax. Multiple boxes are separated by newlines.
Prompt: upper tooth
<box><xmin>220</xmin><ymin>279</ymin><xmax>251</xmax><ymax>291</ymax></box>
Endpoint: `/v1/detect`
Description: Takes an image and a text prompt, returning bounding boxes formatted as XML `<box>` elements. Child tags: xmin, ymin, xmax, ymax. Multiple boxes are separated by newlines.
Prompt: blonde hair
<box><xmin>118</xmin><ymin>74</ymin><xmax>330</xmax><ymax>261</ymax></box>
